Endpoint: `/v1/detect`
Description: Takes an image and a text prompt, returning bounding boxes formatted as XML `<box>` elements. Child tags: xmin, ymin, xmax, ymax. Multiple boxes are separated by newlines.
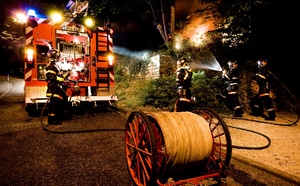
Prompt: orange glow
<box><xmin>26</xmin><ymin>49</ymin><xmax>34</xmax><ymax>61</ymax></box>
<box><xmin>108</xmin><ymin>54</ymin><xmax>114</xmax><ymax>66</ymax></box>
<box><xmin>176</xmin><ymin>15</ymin><xmax>216</xmax><ymax>48</ymax></box>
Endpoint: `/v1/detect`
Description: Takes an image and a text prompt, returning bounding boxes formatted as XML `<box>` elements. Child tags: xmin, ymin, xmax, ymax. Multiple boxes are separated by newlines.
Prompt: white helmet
<box><xmin>177</xmin><ymin>58</ymin><xmax>188</xmax><ymax>67</ymax></box>
<box><xmin>228</xmin><ymin>60</ymin><xmax>238</xmax><ymax>69</ymax></box>
<box><xmin>257</xmin><ymin>59</ymin><xmax>267</xmax><ymax>68</ymax></box>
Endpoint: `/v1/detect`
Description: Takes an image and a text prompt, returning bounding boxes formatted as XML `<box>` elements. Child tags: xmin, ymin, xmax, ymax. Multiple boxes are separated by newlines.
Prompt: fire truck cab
<box><xmin>23</xmin><ymin>5</ymin><xmax>117</xmax><ymax>116</ymax></box>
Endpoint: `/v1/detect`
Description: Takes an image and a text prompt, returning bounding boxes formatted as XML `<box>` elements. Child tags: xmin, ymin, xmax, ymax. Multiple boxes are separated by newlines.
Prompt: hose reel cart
<box><xmin>125</xmin><ymin>108</ymin><xmax>232</xmax><ymax>186</ymax></box>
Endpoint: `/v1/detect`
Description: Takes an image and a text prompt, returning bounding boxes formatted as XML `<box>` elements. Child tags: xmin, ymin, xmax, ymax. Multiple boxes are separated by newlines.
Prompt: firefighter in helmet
<box><xmin>250</xmin><ymin>59</ymin><xmax>276</xmax><ymax>120</ymax></box>
<box><xmin>220</xmin><ymin>60</ymin><xmax>243</xmax><ymax>117</ymax></box>
<box><xmin>45</xmin><ymin>49</ymin><xmax>70</xmax><ymax>125</ymax></box>
<box><xmin>174</xmin><ymin>58</ymin><xmax>193</xmax><ymax>112</ymax></box>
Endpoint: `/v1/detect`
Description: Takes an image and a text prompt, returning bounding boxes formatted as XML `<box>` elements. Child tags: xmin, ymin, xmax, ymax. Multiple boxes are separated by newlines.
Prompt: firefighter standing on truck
<box><xmin>250</xmin><ymin>59</ymin><xmax>276</xmax><ymax>120</ymax></box>
<box><xmin>45</xmin><ymin>49</ymin><xmax>70</xmax><ymax>125</ymax></box>
<box><xmin>220</xmin><ymin>60</ymin><xmax>243</xmax><ymax>117</ymax></box>
<box><xmin>174</xmin><ymin>58</ymin><xmax>193</xmax><ymax>112</ymax></box>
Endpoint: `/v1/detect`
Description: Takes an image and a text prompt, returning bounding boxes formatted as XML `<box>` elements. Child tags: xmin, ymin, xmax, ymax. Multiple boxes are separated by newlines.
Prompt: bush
<box><xmin>114</xmin><ymin>53</ymin><xmax>299</xmax><ymax>115</ymax></box>
<box><xmin>140</xmin><ymin>76</ymin><xmax>178</xmax><ymax>110</ymax></box>
<box><xmin>191</xmin><ymin>70</ymin><xmax>227</xmax><ymax>112</ymax></box>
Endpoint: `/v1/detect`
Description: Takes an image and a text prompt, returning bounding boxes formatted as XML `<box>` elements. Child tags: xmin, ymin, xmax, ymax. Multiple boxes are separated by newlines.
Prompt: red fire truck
<box><xmin>23</xmin><ymin>1</ymin><xmax>118</xmax><ymax>116</ymax></box>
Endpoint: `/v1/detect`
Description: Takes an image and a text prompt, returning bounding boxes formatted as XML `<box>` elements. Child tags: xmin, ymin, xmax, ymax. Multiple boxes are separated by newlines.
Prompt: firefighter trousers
<box><xmin>250</xmin><ymin>94</ymin><xmax>276</xmax><ymax>119</ymax></box>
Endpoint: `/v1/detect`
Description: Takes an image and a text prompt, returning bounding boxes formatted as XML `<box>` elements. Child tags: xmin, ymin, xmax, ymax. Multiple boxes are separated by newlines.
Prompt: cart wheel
<box><xmin>192</xmin><ymin>107</ymin><xmax>232</xmax><ymax>173</ymax></box>
<box><xmin>125</xmin><ymin>111</ymin><xmax>158</xmax><ymax>186</ymax></box>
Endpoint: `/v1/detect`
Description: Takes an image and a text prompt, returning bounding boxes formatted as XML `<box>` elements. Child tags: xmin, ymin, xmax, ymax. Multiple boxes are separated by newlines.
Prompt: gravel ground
<box><xmin>0</xmin><ymin>101</ymin><xmax>300</xmax><ymax>185</ymax></box>
<box><xmin>221</xmin><ymin>112</ymin><xmax>300</xmax><ymax>180</ymax></box>
<box><xmin>1</xmin><ymin>76</ymin><xmax>300</xmax><ymax>185</ymax></box>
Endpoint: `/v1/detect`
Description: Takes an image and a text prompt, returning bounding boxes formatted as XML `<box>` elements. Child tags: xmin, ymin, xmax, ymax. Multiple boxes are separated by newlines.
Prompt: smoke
<box><xmin>114</xmin><ymin>46</ymin><xmax>150</xmax><ymax>60</ymax></box>
<box><xmin>190</xmin><ymin>56</ymin><xmax>222</xmax><ymax>72</ymax></box>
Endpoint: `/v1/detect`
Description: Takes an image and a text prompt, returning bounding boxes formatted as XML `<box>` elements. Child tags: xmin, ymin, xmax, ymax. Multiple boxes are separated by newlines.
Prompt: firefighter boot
<box><xmin>48</xmin><ymin>113</ymin><xmax>62</xmax><ymax>125</ymax></box>
<box><xmin>54</xmin><ymin>113</ymin><xmax>63</xmax><ymax>125</ymax></box>
<box><xmin>250</xmin><ymin>106</ymin><xmax>263</xmax><ymax>117</ymax></box>
<box><xmin>234</xmin><ymin>108</ymin><xmax>243</xmax><ymax>117</ymax></box>
<box><xmin>48</xmin><ymin>114</ymin><xmax>55</xmax><ymax>125</ymax></box>
<box><xmin>265</xmin><ymin>110</ymin><xmax>276</xmax><ymax>121</ymax></box>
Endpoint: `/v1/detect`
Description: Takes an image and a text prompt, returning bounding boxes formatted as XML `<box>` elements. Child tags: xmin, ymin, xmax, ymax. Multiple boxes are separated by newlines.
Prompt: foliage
<box><xmin>191</xmin><ymin>70</ymin><xmax>225</xmax><ymax>110</ymax></box>
<box><xmin>202</xmin><ymin>0</ymin><xmax>279</xmax><ymax>61</ymax></box>
<box><xmin>114</xmin><ymin>50</ymin><xmax>297</xmax><ymax>115</ymax></box>
<box><xmin>88</xmin><ymin>0</ymin><xmax>149</xmax><ymax>18</ymax></box>
<box><xmin>140</xmin><ymin>76</ymin><xmax>178</xmax><ymax>109</ymax></box>
<box><xmin>114</xmin><ymin>52</ymin><xmax>228</xmax><ymax>112</ymax></box>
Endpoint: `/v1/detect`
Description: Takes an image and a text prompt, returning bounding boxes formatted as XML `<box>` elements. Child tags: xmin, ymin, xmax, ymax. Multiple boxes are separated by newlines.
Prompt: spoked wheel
<box><xmin>125</xmin><ymin>111</ymin><xmax>158</xmax><ymax>186</ymax></box>
<box><xmin>192</xmin><ymin>107</ymin><xmax>232</xmax><ymax>173</ymax></box>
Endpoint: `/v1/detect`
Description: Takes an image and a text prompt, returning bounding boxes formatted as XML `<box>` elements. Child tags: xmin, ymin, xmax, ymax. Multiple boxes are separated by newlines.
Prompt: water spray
<box><xmin>190</xmin><ymin>56</ymin><xmax>222</xmax><ymax>71</ymax></box>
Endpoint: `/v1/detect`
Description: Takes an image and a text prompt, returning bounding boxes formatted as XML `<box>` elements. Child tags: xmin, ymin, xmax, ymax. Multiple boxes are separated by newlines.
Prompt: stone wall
<box><xmin>146</xmin><ymin>54</ymin><xmax>176</xmax><ymax>79</ymax></box>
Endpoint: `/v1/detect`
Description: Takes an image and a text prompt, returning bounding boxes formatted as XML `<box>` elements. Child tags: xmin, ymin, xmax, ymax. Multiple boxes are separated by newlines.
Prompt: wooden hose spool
<box><xmin>125</xmin><ymin>108</ymin><xmax>232</xmax><ymax>186</ymax></box>
<box><xmin>146</xmin><ymin>111</ymin><xmax>213</xmax><ymax>173</ymax></box>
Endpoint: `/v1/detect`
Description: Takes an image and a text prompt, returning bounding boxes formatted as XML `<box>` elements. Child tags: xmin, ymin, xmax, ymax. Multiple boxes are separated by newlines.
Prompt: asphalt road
<box><xmin>0</xmin><ymin>77</ymin><xmax>299</xmax><ymax>186</ymax></box>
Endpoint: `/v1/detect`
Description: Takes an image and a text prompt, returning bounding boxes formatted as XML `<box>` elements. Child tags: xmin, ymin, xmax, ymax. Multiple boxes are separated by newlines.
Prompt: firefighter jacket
<box><xmin>222</xmin><ymin>68</ymin><xmax>240</xmax><ymax>93</ymax></box>
<box><xmin>254</xmin><ymin>68</ymin><xmax>272</xmax><ymax>96</ymax></box>
<box><xmin>176</xmin><ymin>66</ymin><xmax>193</xmax><ymax>102</ymax></box>
<box><xmin>45</xmin><ymin>60</ymin><xmax>69</xmax><ymax>100</ymax></box>
<box><xmin>176</xmin><ymin>66</ymin><xmax>192</xmax><ymax>89</ymax></box>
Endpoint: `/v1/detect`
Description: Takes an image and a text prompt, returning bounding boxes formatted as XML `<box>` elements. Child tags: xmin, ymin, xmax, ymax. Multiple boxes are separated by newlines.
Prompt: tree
<box><xmin>195</xmin><ymin>0</ymin><xmax>280</xmax><ymax>61</ymax></box>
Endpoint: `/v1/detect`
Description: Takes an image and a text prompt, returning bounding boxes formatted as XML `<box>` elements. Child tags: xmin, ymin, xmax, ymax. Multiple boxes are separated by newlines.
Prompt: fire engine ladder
<box><xmin>95</xmin><ymin>31</ymin><xmax>110</xmax><ymax>96</ymax></box>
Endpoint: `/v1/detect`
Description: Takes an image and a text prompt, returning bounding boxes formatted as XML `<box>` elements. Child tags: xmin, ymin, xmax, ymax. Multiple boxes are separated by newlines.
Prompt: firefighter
<box><xmin>220</xmin><ymin>60</ymin><xmax>243</xmax><ymax>117</ymax></box>
<box><xmin>250</xmin><ymin>59</ymin><xmax>276</xmax><ymax>120</ymax></box>
<box><xmin>45</xmin><ymin>49</ymin><xmax>71</xmax><ymax>125</ymax></box>
<box><xmin>174</xmin><ymin>58</ymin><xmax>193</xmax><ymax>112</ymax></box>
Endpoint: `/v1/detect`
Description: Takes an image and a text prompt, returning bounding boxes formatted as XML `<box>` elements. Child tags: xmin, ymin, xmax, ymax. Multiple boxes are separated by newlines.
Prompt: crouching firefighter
<box><xmin>220</xmin><ymin>60</ymin><xmax>243</xmax><ymax>117</ymax></box>
<box><xmin>174</xmin><ymin>58</ymin><xmax>193</xmax><ymax>112</ymax></box>
<box><xmin>45</xmin><ymin>49</ymin><xmax>71</xmax><ymax>125</ymax></box>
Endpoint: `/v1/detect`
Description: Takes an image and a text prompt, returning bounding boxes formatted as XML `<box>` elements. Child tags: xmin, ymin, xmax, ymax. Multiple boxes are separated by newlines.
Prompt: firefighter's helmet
<box><xmin>47</xmin><ymin>49</ymin><xmax>60</xmax><ymax>62</ymax></box>
<box><xmin>177</xmin><ymin>58</ymin><xmax>188</xmax><ymax>67</ymax></box>
<box><xmin>228</xmin><ymin>60</ymin><xmax>238</xmax><ymax>69</ymax></box>
<box><xmin>257</xmin><ymin>59</ymin><xmax>267</xmax><ymax>68</ymax></box>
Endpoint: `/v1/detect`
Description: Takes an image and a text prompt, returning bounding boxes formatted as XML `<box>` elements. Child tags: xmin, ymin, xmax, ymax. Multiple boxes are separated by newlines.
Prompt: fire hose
<box><xmin>40</xmin><ymin>93</ymin><xmax>125</xmax><ymax>133</ymax></box>
<box><xmin>226</xmin><ymin>69</ymin><xmax>299</xmax><ymax>126</ymax></box>
<box><xmin>222</xmin><ymin>69</ymin><xmax>299</xmax><ymax>150</ymax></box>
<box><xmin>40</xmin><ymin>72</ymin><xmax>124</xmax><ymax>134</ymax></box>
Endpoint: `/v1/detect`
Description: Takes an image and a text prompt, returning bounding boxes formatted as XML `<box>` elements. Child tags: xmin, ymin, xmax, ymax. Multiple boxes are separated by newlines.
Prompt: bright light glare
<box><xmin>84</xmin><ymin>17</ymin><xmax>94</xmax><ymax>27</ymax></box>
<box><xmin>73</xmin><ymin>38</ymin><xmax>79</xmax><ymax>43</ymax></box>
<box><xmin>178</xmin><ymin>16</ymin><xmax>215</xmax><ymax>48</ymax></box>
<box><xmin>15</xmin><ymin>12</ymin><xmax>27</xmax><ymax>23</ymax></box>
<box><xmin>26</xmin><ymin>49</ymin><xmax>34</xmax><ymax>55</ymax></box>
<box><xmin>26</xmin><ymin>49</ymin><xmax>34</xmax><ymax>61</ymax></box>
<box><xmin>191</xmin><ymin>25</ymin><xmax>208</xmax><ymax>46</ymax></box>
<box><xmin>50</xmin><ymin>12</ymin><xmax>62</xmax><ymax>23</ymax></box>
<box><xmin>108</xmin><ymin>54</ymin><xmax>114</xmax><ymax>66</ymax></box>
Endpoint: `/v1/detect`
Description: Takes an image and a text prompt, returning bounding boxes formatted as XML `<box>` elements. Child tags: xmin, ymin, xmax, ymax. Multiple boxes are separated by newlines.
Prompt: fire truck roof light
<box><xmin>50</xmin><ymin>12</ymin><xmax>63</xmax><ymax>23</ymax></box>
<box><xmin>84</xmin><ymin>17</ymin><xmax>94</xmax><ymax>27</ymax></box>
<box><xmin>27</xmin><ymin>9</ymin><xmax>36</xmax><ymax>18</ymax></box>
